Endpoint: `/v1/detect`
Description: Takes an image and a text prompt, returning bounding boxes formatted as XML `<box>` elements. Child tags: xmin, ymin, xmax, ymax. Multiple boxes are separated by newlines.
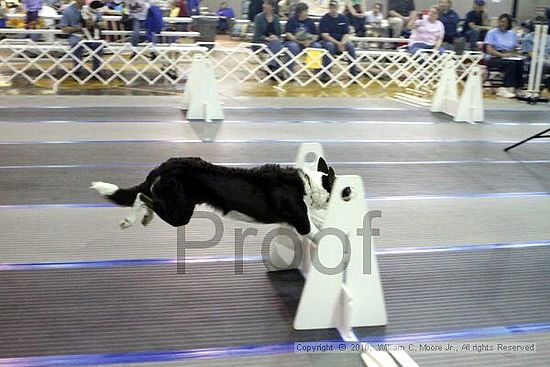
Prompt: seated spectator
<box><xmin>365</xmin><ymin>3</ymin><xmax>386</xmax><ymax>38</ymax></box>
<box><xmin>387</xmin><ymin>0</ymin><xmax>415</xmax><ymax>37</ymax></box>
<box><xmin>319</xmin><ymin>0</ymin><xmax>358</xmax><ymax>78</ymax></box>
<box><xmin>22</xmin><ymin>0</ymin><xmax>42</xmax><ymax>41</ymax></box>
<box><xmin>253</xmin><ymin>0</ymin><xmax>284</xmax><ymax>74</ymax></box>
<box><xmin>344</xmin><ymin>0</ymin><xmax>366</xmax><ymax>37</ymax></box>
<box><xmin>436</xmin><ymin>0</ymin><xmax>459</xmax><ymax>46</ymax></box>
<box><xmin>60</xmin><ymin>0</ymin><xmax>104</xmax><ymax>77</ymax></box>
<box><xmin>407</xmin><ymin>7</ymin><xmax>444</xmax><ymax>54</ymax></box>
<box><xmin>284</xmin><ymin>2</ymin><xmax>321</xmax><ymax>71</ymax></box>
<box><xmin>463</xmin><ymin>0</ymin><xmax>490</xmax><ymax>50</ymax></box>
<box><xmin>484</xmin><ymin>13</ymin><xmax>524</xmax><ymax>98</ymax></box>
<box><xmin>216</xmin><ymin>1</ymin><xmax>234</xmax><ymax>33</ymax></box>
<box><xmin>366</xmin><ymin>3</ymin><xmax>384</xmax><ymax>25</ymax></box>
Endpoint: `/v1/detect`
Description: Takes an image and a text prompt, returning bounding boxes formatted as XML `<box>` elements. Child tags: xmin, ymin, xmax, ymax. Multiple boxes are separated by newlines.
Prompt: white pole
<box><xmin>533</xmin><ymin>25</ymin><xmax>548</xmax><ymax>94</ymax></box>
<box><xmin>527</xmin><ymin>25</ymin><xmax>539</xmax><ymax>94</ymax></box>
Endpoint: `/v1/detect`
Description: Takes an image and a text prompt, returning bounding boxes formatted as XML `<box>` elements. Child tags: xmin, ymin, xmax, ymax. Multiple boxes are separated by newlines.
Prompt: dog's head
<box><xmin>302</xmin><ymin>158</ymin><xmax>353</xmax><ymax>208</ymax></box>
<box><xmin>301</xmin><ymin>158</ymin><xmax>336</xmax><ymax>209</ymax></box>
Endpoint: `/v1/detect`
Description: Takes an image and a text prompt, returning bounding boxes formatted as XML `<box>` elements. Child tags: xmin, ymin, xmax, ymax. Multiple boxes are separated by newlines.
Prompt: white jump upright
<box><xmin>267</xmin><ymin>143</ymin><xmax>387</xmax><ymax>335</ymax></box>
<box><xmin>454</xmin><ymin>66</ymin><xmax>484</xmax><ymax>123</ymax></box>
<box><xmin>181</xmin><ymin>53</ymin><xmax>224</xmax><ymax>122</ymax></box>
<box><xmin>431</xmin><ymin>61</ymin><xmax>483</xmax><ymax>123</ymax></box>
<box><xmin>523</xmin><ymin>24</ymin><xmax>549</xmax><ymax>102</ymax></box>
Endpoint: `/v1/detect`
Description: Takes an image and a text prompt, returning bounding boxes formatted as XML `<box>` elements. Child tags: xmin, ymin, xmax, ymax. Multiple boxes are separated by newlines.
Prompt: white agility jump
<box><xmin>431</xmin><ymin>60</ymin><xmax>484</xmax><ymax>123</ymax></box>
<box><xmin>267</xmin><ymin>143</ymin><xmax>387</xmax><ymax>334</ymax></box>
<box><xmin>181</xmin><ymin>53</ymin><xmax>224</xmax><ymax>121</ymax></box>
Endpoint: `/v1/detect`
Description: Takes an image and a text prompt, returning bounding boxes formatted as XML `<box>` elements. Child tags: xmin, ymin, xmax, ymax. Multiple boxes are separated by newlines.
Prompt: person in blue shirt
<box><xmin>484</xmin><ymin>13</ymin><xmax>524</xmax><ymax>98</ymax></box>
<box><xmin>216</xmin><ymin>1</ymin><xmax>234</xmax><ymax>33</ymax></box>
<box><xmin>437</xmin><ymin>0</ymin><xmax>459</xmax><ymax>46</ymax></box>
<box><xmin>187</xmin><ymin>0</ymin><xmax>200</xmax><ymax>15</ymax></box>
<box><xmin>59</xmin><ymin>0</ymin><xmax>104</xmax><ymax>77</ymax></box>
<box><xmin>284</xmin><ymin>2</ymin><xmax>321</xmax><ymax>71</ymax></box>
<box><xmin>23</xmin><ymin>0</ymin><xmax>42</xmax><ymax>41</ymax></box>
<box><xmin>319</xmin><ymin>0</ymin><xmax>358</xmax><ymax>78</ymax></box>
<box><xmin>462</xmin><ymin>0</ymin><xmax>490</xmax><ymax>50</ymax></box>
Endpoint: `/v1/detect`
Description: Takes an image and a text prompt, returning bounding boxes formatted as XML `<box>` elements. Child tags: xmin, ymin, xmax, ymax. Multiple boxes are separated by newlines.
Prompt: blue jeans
<box><xmin>320</xmin><ymin>40</ymin><xmax>358</xmax><ymax>76</ymax></box>
<box><xmin>464</xmin><ymin>29</ymin><xmax>483</xmax><ymax>50</ymax></box>
<box><xmin>217</xmin><ymin>19</ymin><xmax>230</xmax><ymax>32</ymax></box>
<box><xmin>284</xmin><ymin>40</ymin><xmax>322</xmax><ymax>70</ymax></box>
<box><xmin>265</xmin><ymin>39</ymin><xmax>283</xmax><ymax>69</ymax></box>
<box><xmin>132</xmin><ymin>18</ymin><xmax>157</xmax><ymax>46</ymax></box>
<box><xmin>69</xmin><ymin>35</ymin><xmax>104</xmax><ymax>74</ymax></box>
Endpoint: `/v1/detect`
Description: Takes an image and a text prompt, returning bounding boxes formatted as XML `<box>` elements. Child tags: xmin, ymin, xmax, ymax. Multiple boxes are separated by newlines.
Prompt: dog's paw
<box><xmin>119</xmin><ymin>218</ymin><xmax>134</xmax><ymax>229</ymax></box>
<box><xmin>141</xmin><ymin>212</ymin><xmax>154</xmax><ymax>226</ymax></box>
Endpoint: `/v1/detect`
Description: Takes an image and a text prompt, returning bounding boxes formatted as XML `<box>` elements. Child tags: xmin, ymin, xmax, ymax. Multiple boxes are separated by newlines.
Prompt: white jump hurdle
<box><xmin>181</xmin><ymin>53</ymin><xmax>224</xmax><ymax>121</ymax></box>
<box><xmin>431</xmin><ymin>60</ymin><xmax>484</xmax><ymax>124</ymax></box>
<box><xmin>267</xmin><ymin>143</ymin><xmax>387</xmax><ymax>335</ymax></box>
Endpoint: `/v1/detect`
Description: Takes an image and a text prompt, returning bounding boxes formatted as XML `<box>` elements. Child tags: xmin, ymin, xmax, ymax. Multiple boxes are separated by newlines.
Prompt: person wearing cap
<box><xmin>387</xmin><ymin>0</ymin><xmax>415</xmax><ymax>37</ymax></box>
<box><xmin>253</xmin><ymin>0</ymin><xmax>283</xmax><ymax>74</ymax></box>
<box><xmin>463</xmin><ymin>0</ymin><xmax>490</xmax><ymax>50</ymax></box>
<box><xmin>436</xmin><ymin>0</ymin><xmax>459</xmax><ymax>46</ymax></box>
<box><xmin>319</xmin><ymin>0</ymin><xmax>358</xmax><ymax>78</ymax></box>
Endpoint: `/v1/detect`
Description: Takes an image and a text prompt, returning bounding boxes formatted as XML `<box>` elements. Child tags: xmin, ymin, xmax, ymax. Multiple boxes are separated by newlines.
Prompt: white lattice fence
<box><xmin>203</xmin><ymin>43</ymin><xmax>482</xmax><ymax>90</ymax></box>
<box><xmin>0</xmin><ymin>40</ymin><xmax>207</xmax><ymax>90</ymax></box>
<box><xmin>0</xmin><ymin>39</ymin><xmax>482</xmax><ymax>91</ymax></box>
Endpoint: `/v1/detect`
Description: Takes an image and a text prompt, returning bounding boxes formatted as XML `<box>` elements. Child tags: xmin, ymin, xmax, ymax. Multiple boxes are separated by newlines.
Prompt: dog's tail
<box><xmin>91</xmin><ymin>181</ymin><xmax>146</xmax><ymax>207</ymax></box>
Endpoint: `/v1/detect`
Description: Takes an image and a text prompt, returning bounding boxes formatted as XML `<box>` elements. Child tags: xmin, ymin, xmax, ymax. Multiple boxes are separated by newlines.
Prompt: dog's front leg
<box><xmin>304</xmin><ymin>215</ymin><xmax>320</xmax><ymax>242</ymax></box>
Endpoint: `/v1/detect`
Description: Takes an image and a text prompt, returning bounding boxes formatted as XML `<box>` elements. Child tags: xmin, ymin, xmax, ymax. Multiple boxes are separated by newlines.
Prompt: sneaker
<box><xmin>496</xmin><ymin>87</ymin><xmax>516</xmax><ymax>98</ymax></box>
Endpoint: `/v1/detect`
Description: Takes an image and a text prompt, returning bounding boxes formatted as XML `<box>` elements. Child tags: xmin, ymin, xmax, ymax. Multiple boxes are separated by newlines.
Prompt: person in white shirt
<box><xmin>365</xmin><ymin>2</ymin><xmax>384</xmax><ymax>24</ymax></box>
<box><xmin>407</xmin><ymin>7</ymin><xmax>444</xmax><ymax>54</ymax></box>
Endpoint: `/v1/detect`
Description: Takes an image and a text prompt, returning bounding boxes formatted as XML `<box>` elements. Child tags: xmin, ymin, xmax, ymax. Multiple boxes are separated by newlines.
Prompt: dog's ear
<box><xmin>328</xmin><ymin>167</ymin><xmax>335</xmax><ymax>180</ymax></box>
<box><xmin>317</xmin><ymin>157</ymin><xmax>329</xmax><ymax>174</ymax></box>
<box><xmin>322</xmin><ymin>167</ymin><xmax>336</xmax><ymax>193</ymax></box>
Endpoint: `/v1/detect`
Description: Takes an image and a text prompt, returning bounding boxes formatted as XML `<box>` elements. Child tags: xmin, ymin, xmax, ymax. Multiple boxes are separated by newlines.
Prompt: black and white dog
<box><xmin>91</xmin><ymin>157</ymin><xmax>345</xmax><ymax>239</ymax></box>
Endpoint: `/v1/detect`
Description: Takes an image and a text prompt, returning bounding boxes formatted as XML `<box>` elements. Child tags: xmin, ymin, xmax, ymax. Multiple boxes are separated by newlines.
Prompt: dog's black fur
<box><xmin>97</xmin><ymin>157</ymin><xmax>336</xmax><ymax>235</ymax></box>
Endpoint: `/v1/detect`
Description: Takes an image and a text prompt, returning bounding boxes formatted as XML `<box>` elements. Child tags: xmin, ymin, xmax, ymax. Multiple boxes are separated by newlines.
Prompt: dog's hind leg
<box><xmin>120</xmin><ymin>194</ymin><xmax>148</xmax><ymax>229</ymax></box>
<box><xmin>138</xmin><ymin>193</ymin><xmax>155</xmax><ymax>226</ymax></box>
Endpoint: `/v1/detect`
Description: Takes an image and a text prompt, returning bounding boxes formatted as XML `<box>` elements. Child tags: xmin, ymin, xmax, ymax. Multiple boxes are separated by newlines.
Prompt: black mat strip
<box><xmin>0</xmin><ymin>141</ymin><xmax>547</xmax><ymax>167</ymax></box>
<box><xmin>1</xmin><ymin>107</ymin><xmax>548</xmax><ymax>124</ymax></box>
<box><xmin>1</xmin><ymin>247</ymin><xmax>548</xmax><ymax>359</ymax></box>
<box><xmin>2</xmin><ymin>163</ymin><xmax>550</xmax><ymax>205</ymax></box>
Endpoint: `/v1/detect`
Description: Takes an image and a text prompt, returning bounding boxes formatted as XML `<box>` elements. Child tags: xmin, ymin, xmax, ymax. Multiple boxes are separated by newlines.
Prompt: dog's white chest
<box><xmin>224</xmin><ymin>210</ymin><xmax>258</xmax><ymax>223</ymax></box>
